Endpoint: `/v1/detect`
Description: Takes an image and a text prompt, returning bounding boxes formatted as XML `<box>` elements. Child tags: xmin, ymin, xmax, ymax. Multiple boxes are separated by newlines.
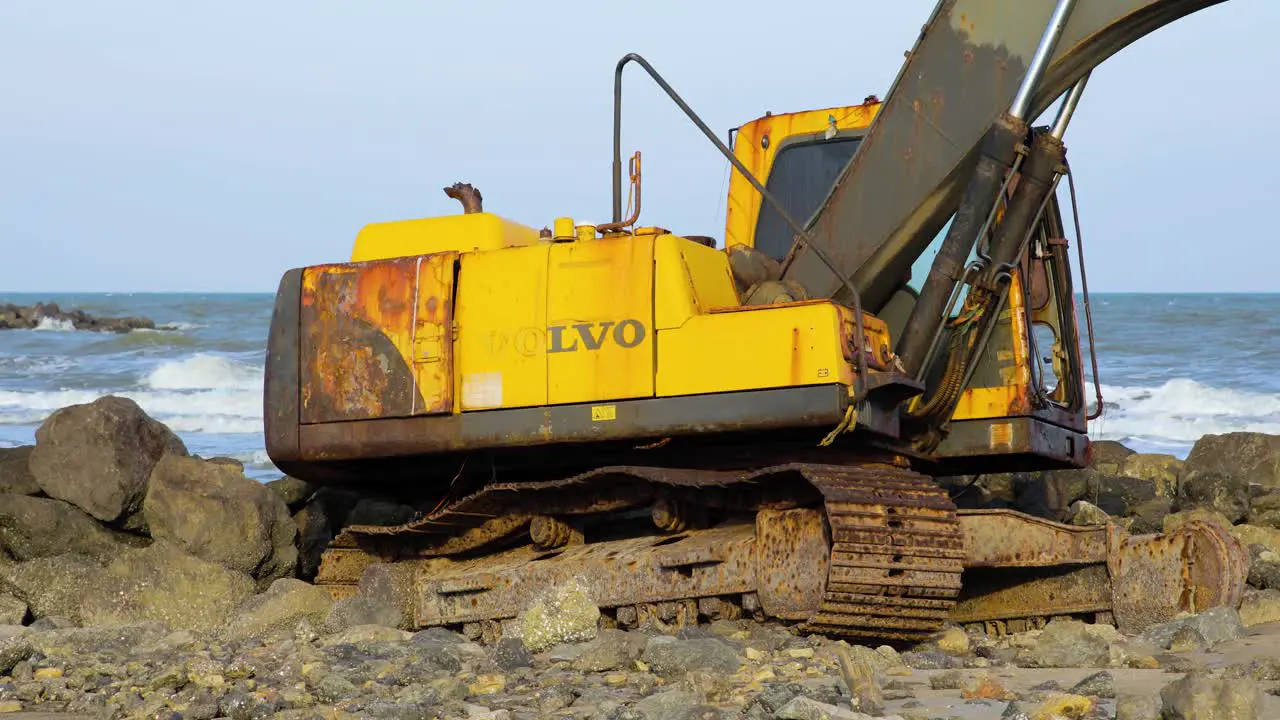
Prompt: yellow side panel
<box><xmin>657</xmin><ymin>303</ymin><xmax>853</xmax><ymax>397</ymax></box>
<box><xmin>654</xmin><ymin>235</ymin><xmax>740</xmax><ymax>331</ymax></box>
<box><xmin>455</xmin><ymin>245</ymin><xmax>550</xmax><ymax>410</ymax></box>
<box><xmin>724</xmin><ymin>104</ymin><xmax>879</xmax><ymax>251</ymax></box>
<box><xmin>547</xmin><ymin>236</ymin><xmax>655</xmax><ymax>405</ymax></box>
<box><xmin>352</xmin><ymin>213</ymin><xmax>540</xmax><ymax>263</ymax></box>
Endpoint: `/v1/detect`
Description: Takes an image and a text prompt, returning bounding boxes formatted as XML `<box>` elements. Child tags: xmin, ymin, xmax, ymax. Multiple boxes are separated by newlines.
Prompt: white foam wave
<box><xmin>1088</xmin><ymin>377</ymin><xmax>1280</xmax><ymax>450</ymax></box>
<box><xmin>146</xmin><ymin>354</ymin><xmax>262</xmax><ymax>392</ymax></box>
<box><xmin>33</xmin><ymin>317</ymin><xmax>74</xmax><ymax>332</ymax></box>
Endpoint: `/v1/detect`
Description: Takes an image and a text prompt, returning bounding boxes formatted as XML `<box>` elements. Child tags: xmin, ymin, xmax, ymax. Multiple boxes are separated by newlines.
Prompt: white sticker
<box><xmin>462</xmin><ymin>372</ymin><xmax>503</xmax><ymax>409</ymax></box>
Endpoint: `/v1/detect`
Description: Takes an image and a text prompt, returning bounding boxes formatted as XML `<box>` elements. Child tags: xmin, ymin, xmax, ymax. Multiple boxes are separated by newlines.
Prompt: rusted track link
<box><xmin>316</xmin><ymin>462</ymin><xmax>965</xmax><ymax>643</ymax></box>
<box><xmin>802</xmin><ymin>467</ymin><xmax>965</xmax><ymax>641</ymax></box>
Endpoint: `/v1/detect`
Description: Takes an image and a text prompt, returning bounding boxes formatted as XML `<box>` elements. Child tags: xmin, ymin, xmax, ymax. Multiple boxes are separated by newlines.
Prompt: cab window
<box><xmin>753</xmin><ymin>137</ymin><xmax>861</xmax><ymax>261</ymax></box>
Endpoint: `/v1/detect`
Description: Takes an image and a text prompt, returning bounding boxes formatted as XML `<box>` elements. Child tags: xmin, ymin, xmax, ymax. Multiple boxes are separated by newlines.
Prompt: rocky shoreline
<box><xmin>0</xmin><ymin>303</ymin><xmax>170</xmax><ymax>333</ymax></box>
<box><xmin>4</xmin><ymin>397</ymin><xmax>1280</xmax><ymax>718</ymax></box>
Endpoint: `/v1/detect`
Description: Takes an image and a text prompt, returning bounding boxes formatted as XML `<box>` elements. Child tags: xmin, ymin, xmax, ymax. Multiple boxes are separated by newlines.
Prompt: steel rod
<box><xmin>1009</xmin><ymin>0</ymin><xmax>1078</xmax><ymax>120</ymax></box>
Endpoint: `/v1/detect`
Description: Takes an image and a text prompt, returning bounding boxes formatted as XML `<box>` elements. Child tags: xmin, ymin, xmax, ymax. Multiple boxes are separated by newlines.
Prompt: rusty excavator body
<box><xmin>264</xmin><ymin>0</ymin><xmax>1251</xmax><ymax>642</ymax></box>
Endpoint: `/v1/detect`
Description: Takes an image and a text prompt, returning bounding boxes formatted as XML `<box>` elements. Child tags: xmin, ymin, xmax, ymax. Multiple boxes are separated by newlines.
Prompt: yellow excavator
<box><xmin>264</xmin><ymin>0</ymin><xmax>1249</xmax><ymax>642</ymax></box>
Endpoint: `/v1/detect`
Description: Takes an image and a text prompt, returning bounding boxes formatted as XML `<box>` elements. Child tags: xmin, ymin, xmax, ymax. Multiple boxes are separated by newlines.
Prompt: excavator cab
<box><xmin>723</xmin><ymin>101</ymin><xmax>1090</xmax><ymax>475</ymax></box>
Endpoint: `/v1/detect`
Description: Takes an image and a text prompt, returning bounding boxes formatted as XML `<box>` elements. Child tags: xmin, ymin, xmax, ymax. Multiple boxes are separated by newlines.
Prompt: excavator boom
<box><xmin>782</xmin><ymin>0</ymin><xmax>1225</xmax><ymax>314</ymax></box>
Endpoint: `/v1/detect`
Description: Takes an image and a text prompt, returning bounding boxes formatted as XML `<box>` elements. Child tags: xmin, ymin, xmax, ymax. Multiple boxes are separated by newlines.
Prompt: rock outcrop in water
<box><xmin>0</xmin><ymin>301</ymin><xmax>170</xmax><ymax>333</ymax></box>
<box><xmin>4</xmin><ymin>397</ymin><xmax>1280</xmax><ymax>716</ymax></box>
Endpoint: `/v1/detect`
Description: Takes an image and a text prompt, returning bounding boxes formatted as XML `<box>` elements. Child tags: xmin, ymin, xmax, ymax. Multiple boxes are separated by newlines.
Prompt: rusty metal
<box><xmin>443</xmin><ymin>182</ymin><xmax>483</xmax><ymax>214</ymax></box>
<box><xmin>957</xmin><ymin>509</ymin><xmax>1113</xmax><ymax>568</ymax></box>
<box><xmin>1110</xmin><ymin>519</ymin><xmax>1249</xmax><ymax>633</ymax></box>
<box><xmin>298</xmin><ymin>252</ymin><xmax>455</xmax><ymax>424</ymax></box>
<box><xmin>529</xmin><ymin>515</ymin><xmax>582</xmax><ymax>548</ymax></box>
<box><xmin>950</xmin><ymin>564</ymin><xmax>1111</xmax><ymax>624</ymax></box>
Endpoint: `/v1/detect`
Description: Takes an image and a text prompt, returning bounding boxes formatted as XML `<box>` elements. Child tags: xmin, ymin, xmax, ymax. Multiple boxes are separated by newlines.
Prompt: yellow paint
<box><xmin>454</xmin><ymin>244</ymin><xmax>550</xmax><ymax>410</ymax></box>
<box><xmin>724</xmin><ymin>103</ymin><xmax>880</xmax><ymax>251</ymax></box>
<box><xmin>653</xmin><ymin>234</ymin><xmax>739</xmax><ymax>330</ymax></box>
<box><xmin>351</xmin><ymin>213</ymin><xmax>540</xmax><ymax>263</ymax></box>
<box><xmin>657</xmin><ymin>302</ymin><xmax>856</xmax><ymax>397</ymax></box>
<box><xmin>591</xmin><ymin>405</ymin><xmax>617</xmax><ymax>421</ymax></box>
<box><xmin>547</xmin><ymin>235</ymin><xmax>655</xmax><ymax>405</ymax></box>
<box><xmin>951</xmin><ymin>268</ymin><xmax>1035</xmax><ymax>421</ymax></box>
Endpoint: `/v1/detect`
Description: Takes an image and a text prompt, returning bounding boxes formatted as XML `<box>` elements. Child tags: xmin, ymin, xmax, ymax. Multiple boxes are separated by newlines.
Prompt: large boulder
<box><xmin>0</xmin><ymin>553</ymin><xmax>103</xmax><ymax>622</ymax></box>
<box><xmin>518</xmin><ymin>579</ymin><xmax>600</xmax><ymax>652</ymax></box>
<box><xmin>28</xmin><ymin>396</ymin><xmax>187</xmax><ymax>529</ymax></box>
<box><xmin>143</xmin><ymin>454</ymin><xmax>297</xmax><ymax>585</ymax></box>
<box><xmin>266</xmin><ymin>476</ymin><xmax>315</xmax><ymax>512</ymax></box>
<box><xmin>0</xmin><ymin>447</ymin><xmax>38</xmax><ymax>495</ymax></box>
<box><xmin>1121</xmin><ymin>453</ymin><xmax>1182</xmax><ymax>501</ymax></box>
<box><xmin>223</xmin><ymin>578</ymin><xmax>334</xmax><ymax>641</ymax></box>
<box><xmin>79</xmin><ymin>542</ymin><xmax>256</xmax><ymax>632</ymax></box>
<box><xmin>0</xmin><ymin>493</ymin><xmax>145</xmax><ymax>562</ymax></box>
<box><xmin>1159</xmin><ymin>672</ymin><xmax>1261</xmax><ymax>720</ymax></box>
<box><xmin>1090</xmin><ymin>440</ymin><xmax>1137</xmax><ymax>474</ymax></box>
<box><xmin>1180</xmin><ymin>432</ymin><xmax>1280</xmax><ymax>523</ymax></box>
<box><xmin>1248</xmin><ymin>492</ymin><xmax>1280</xmax><ymax>529</ymax></box>
<box><xmin>293</xmin><ymin>498</ymin><xmax>333</xmax><ymax>581</ymax></box>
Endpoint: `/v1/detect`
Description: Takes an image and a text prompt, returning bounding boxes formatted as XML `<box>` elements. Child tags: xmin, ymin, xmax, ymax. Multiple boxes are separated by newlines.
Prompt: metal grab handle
<box><xmin>610</xmin><ymin>53</ymin><xmax>870</xmax><ymax>400</ymax></box>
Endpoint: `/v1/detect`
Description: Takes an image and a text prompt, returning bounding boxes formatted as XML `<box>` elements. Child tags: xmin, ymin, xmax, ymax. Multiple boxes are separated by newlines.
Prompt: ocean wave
<box><xmin>1089</xmin><ymin>377</ymin><xmax>1280</xmax><ymax>447</ymax></box>
<box><xmin>33</xmin><ymin>317</ymin><xmax>75</xmax><ymax>332</ymax></box>
<box><xmin>146</xmin><ymin>354</ymin><xmax>263</xmax><ymax>392</ymax></box>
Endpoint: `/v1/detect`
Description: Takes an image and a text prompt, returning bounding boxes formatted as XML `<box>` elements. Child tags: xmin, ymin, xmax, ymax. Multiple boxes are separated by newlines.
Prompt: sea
<box><xmin>0</xmin><ymin>292</ymin><xmax>1276</xmax><ymax>481</ymax></box>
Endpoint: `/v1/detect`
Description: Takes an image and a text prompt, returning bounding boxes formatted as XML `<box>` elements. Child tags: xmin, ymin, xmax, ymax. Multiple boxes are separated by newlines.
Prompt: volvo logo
<box><xmin>547</xmin><ymin>319</ymin><xmax>646</xmax><ymax>353</ymax></box>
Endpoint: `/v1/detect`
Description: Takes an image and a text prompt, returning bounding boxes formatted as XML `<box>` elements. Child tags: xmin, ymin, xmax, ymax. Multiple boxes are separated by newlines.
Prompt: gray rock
<box><xmin>1070</xmin><ymin>670</ymin><xmax>1115</xmax><ymax>698</ymax></box>
<box><xmin>773</xmin><ymin>696</ymin><xmax>880</xmax><ymax>720</ymax></box>
<box><xmin>518</xmin><ymin>579</ymin><xmax>600</xmax><ymax>652</ymax></box>
<box><xmin>1092</xmin><ymin>440</ymin><xmax>1137</xmax><ymax>474</ymax></box>
<box><xmin>0</xmin><ymin>633</ymin><xmax>32</xmax><ymax>674</ymax></box>
<box><xmin>0</xmin><ymin>553</ymin><xmax>102</xmax><ymax>621</ymax></box>
<box><xmin>632</xmin><ymin>689</ymin><xmax>713</xmax><ymax>720</ymax></box>
<box><xmin>1238</xmin><ymin>588</ymin><xmax>1280</xmax><ymax>627</ymax></box>
<box><xmin>929</xmin><ymin>669</ymin><xmax>965</xmax><ymax>690</ymax></box>
<box><xmin>144</xmin><ymin>454</ymin><xmax>297</xmax><ymax>585</ymax></box>
<box><xmin>28</xmin><ymin>395</ymin><xmax>187</xmax><ymax>528</ymax></box>
<box><xmin>320</xmin><ymin>623</ymin><xmax>410</xmax><ymax>647</ymax></box>
<box><xmin>265</xmin><ymin>476</ymin><xmax>315</xmax><ymax>511</ymax></box>
<box><xmin>1129</xmin><ymin>498</ymin><xmax>1174</xmax><ymax>534</ymax></box>
<box><xmin>1067</xmin><ymin>500</ymin><xmax>1110</xmax><ymax>526</ymax></box>
<box><xmin>1248</xmin><ymin>492</ymin><xmax>1280</xmax><ymax>529</ymax></box>
<box><xmin>79</xmin><ymin>541</ymin><xmax>256</xmax><ymax>632</ymax></box>
<box><xmin>405</xmin><ymin>634</ymin><xmax>464</xmax><ymax>672</ymax></box>
<box><xmin>572</xmin><ymin>628</ymin><xmax>648</xmax><ymax>672</ymax></box>
<box><xmin>1180</xmin><ymin>432</ymin><xmax>1280</xmax><ymax>522</ymax></box>
<box><xmin>322</xmin><ymin>594</ymin><xmax>401</xmax><ymax>634</ymax></box>
<box><xmin>0</xmin><ymin>447</ymin><xmax>38</xmax><ymax>495</ymax></box>
<box><xmin>641</xmin><ymin>636</ymin><xmax>740</xmax><ymax>677</ymax></box>
<box><xmin>1018</xmin><ymin>618</ymin><xmax>1113</xmax><ymax>667</ymax></box>
<box><xmin>900</xmin><ymin>649</ymin><xmax>959</xmax><ymax>670</ymax></box>
<box><xmin>346</xmin><ymin>499</ymin><xmax>417</xmax><ymax>528</ymax></box>
<box><xmin>1160</xmin><ymin>671</ymin><xmax>1262</xmax><ymax>719</ymax></box>
<box><xmin>1116</xmin><ymin>693</ymin><xmax>1163</xmax><ymax>720</ymax></box>
<box><xmin>1121</xmin><ymin>453</ymin><xmax>1182</xmax><ymax>500</ymax></box>
<box><xmin>1137</xmin><ymin>606</ymin><xmax>1245</xmax><ymax>650</ymax></box>
<box><xmin>490</xmin><ymin>637</ymin><xmax>531</xmax><ymax>670</ymax></box>
<box><xmin>0</xmin><ymin>493</ymin><xmax>146</xmax><ymax>562</ymax></box>
<box><xmin>292</xmin><ymin>498</ymin><xmax>333</xmax><ymax>581</ymax></box>
<box><xmin>223</xmin><ymin>578</ymin><xmax>334</xmax><ymax>641</ymax></box>
<box><xmin>0</xmin><ymin>593</ymin><xmax>26</xmax><ymax>625</ymax></box>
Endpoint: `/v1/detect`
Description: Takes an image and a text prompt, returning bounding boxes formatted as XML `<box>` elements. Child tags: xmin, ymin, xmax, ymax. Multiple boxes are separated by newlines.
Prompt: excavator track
<box><xmin>316</xmin><ymin>462</ymin><xmax>966</xmax><ymax>643</ymax></box>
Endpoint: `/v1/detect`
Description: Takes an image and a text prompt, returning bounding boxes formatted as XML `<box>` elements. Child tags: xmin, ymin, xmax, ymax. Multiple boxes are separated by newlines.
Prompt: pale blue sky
<box><xmin>1</xmin><ymin>1</ymin><xmax>1276</xmax><ymax>293</ymax></box>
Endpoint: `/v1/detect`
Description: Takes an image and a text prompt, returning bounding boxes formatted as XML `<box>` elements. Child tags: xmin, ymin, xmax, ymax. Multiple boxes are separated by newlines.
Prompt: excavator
<box><xmin>264</xmin><ymin>0</ymin><xmax>1252</xmax><ymax>643</ymax></box>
